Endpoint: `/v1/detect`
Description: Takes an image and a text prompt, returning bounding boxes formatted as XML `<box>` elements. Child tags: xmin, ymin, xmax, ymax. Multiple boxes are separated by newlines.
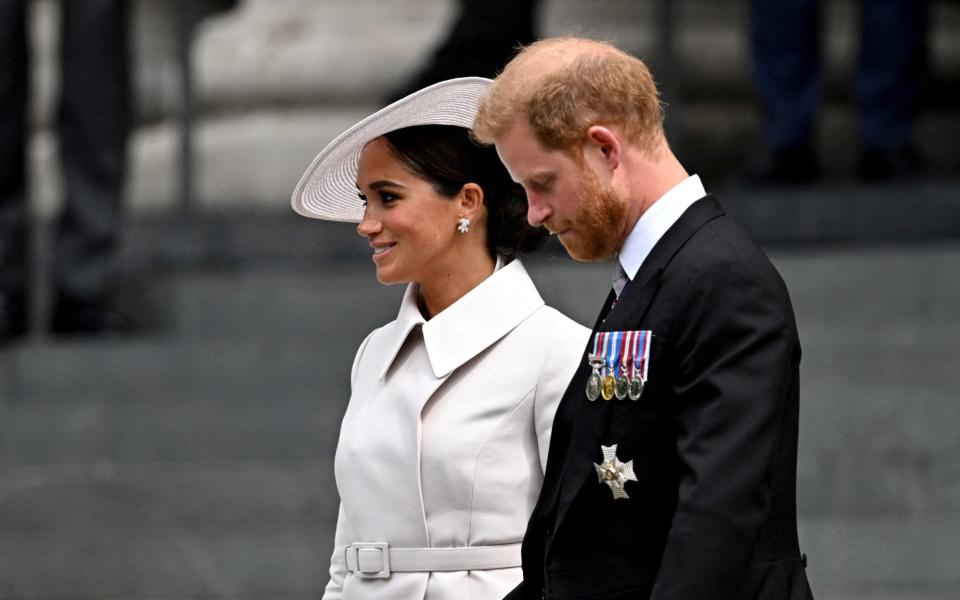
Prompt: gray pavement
<box><xmin>1</xmin><ymin>240</ymin><xmax>958</xmax><ymax>599</ymax></box>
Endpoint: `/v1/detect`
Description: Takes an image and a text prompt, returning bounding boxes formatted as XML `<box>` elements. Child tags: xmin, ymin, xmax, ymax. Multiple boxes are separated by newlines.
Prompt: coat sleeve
<box><xmin>322</xmin><ymin>503</ymin><xmax>351</xmax><ymax>600</ymax></box>
<box><xmin>533</xmin><ymin>317</ymin><xmax>591</xmax><ymax>471</ymax></box>
<box><xmin>324</xmin><ymin>330</ymin><xmax>378</xmax><ymax>598</ymax></box>
<box><xmin>650</xmin><ymin>257</ymin><xmax>799</xmax><ymax>599</ymax></box>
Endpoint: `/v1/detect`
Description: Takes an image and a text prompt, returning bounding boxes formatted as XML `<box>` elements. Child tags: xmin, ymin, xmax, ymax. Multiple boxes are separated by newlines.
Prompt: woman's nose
<box><xmin>356</xmin><ymin>209</ymin><xmax>380</xmax><ymax>237</ymax></box>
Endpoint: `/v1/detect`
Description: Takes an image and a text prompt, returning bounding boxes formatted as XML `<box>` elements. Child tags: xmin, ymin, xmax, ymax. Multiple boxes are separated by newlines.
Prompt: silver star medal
<box><xmin>594</xmin><ymin>444</ymin><xmax>637</xmax><ymax>500</ymax></box>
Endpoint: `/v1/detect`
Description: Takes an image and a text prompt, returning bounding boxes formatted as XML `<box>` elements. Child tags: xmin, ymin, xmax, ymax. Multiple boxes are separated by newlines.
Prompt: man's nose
<box><xmin>526</xmin><ymin>194</ymin><xmax>552</xmax><ymax>227</ymax></box>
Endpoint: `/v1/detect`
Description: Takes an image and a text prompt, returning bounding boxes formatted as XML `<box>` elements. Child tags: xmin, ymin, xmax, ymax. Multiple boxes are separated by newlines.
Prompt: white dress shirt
<box><xmin>617</xmin><ymin>175</ymin><xmax>706</xmax><ymax>281</ymax></box>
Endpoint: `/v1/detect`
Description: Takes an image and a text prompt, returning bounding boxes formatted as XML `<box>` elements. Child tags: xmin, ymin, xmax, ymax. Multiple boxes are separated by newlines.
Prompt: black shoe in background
<box><xmin>49</xmin><ymin>292</ymin><xmax>136</xmax><ymax>337</ymax></box>
<box><xmin>739</xmin><ymin>145</ymin><xmax>820</xmax><ymax>187</ymax></box>
<box><xmin>858</xmin><ymin>145</ymin><xmax>924</xmax><ymax>182</ymax></box>
<box><xmin>0</xmin><ymin>293</ymin><xmax>28</xmax><ymax>345</ymax></box>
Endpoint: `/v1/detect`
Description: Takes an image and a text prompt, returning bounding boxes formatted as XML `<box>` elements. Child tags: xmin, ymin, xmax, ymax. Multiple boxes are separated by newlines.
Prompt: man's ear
<box><xmin>585</xmin><ymin>125</ymin><xmax>621</xmax><ymax>172</ymax></box>
<box><xmin>458</xmin><ymin>183</ymin><xmax>485</xmax><ymax>220</ymax></box>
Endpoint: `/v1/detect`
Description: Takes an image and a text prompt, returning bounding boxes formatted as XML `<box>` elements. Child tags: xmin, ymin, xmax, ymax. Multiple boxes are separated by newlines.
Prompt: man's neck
<box><xmin>621</xmin><ymin>144</ymin><xmax>689</xmax><ymax>246</ymax></box>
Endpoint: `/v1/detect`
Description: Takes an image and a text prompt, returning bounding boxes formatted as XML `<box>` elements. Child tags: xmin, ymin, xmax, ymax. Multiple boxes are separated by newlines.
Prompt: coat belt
<box><xmin>344</xmin><ymin>542</ymin><xmax>522</xmax><ymax>579</ymax></box>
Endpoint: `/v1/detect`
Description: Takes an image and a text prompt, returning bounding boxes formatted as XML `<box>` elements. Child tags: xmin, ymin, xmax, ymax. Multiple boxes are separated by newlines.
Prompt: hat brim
<box><xmin>291</xmin><ymin>77</ymin><xmax>493</xmax><ymax>223</ymax></box>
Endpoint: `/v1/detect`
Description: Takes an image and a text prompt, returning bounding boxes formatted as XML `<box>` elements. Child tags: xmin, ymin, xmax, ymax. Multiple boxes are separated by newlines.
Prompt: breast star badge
<box><xmin>594</xmin><ymin>444</ymin><xmax>637</xmax><ymax>500</ymax></box>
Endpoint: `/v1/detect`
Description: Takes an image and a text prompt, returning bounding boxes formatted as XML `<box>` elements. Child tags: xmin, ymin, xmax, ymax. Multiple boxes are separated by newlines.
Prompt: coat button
<box><xmin>545</xmin><ymin>526</ymin><xmax>553</xmax><ymax>536</ymax></box>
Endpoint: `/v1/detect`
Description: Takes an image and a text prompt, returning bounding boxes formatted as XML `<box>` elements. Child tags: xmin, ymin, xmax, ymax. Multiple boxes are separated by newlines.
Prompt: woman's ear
<box><xmin>458</xmin><ymin>183</ymin><xmax>485</xmax><ymax>221</ymax></box>
<box><xmin>585</xmin><ymin>125</ymin><xmax>621</xmax><ymax>172</ymax></box>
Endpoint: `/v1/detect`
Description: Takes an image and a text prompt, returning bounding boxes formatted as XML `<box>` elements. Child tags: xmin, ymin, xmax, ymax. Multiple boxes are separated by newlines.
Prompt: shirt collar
<box><xmin>618</xmin><ymin>175</ymin><xmax>706</xmax><ymax>280</ymax></box>
<box><xmin>377</xmin><ymin>257</ymin><xmax>545</xmax><ymax>380</ymax></box>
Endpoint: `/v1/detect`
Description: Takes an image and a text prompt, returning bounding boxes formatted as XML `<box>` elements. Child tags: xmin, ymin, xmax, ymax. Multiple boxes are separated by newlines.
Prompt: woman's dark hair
<box><xmin>381</xmin><ymin>124</ymin><xmax>549</xmax><ymax>258</ymax></box>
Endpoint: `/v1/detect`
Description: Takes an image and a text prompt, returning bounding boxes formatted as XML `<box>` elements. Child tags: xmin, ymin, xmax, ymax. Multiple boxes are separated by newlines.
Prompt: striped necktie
<box><xmin>613</xmin><ymin>261</ymin><xmax>629</xmax><ymax>298</ymax></box>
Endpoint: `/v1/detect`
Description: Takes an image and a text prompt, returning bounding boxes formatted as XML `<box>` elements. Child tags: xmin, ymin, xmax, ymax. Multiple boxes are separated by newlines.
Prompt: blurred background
<box><xmin>1</xmin><ymin>0</ymin><xmax>958</xmax><ymax>598</ymax></box>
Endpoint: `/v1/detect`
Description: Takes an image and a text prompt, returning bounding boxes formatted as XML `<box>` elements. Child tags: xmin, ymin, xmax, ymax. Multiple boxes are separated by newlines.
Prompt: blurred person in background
<box><xmin>0</xmin><ymin>0</ymin><xmax>133</xmax><ymax>343</ymax></box>
<box><xmin>746</xmin><ymin>0</ymin><xmax>928</xmax><ymax>184</ymax></box>
<box><xmin>386</xmin><ymin>0</ymin><xmax>540</xmax><ymax>103</ymax></box>
<box><xmin>291</xmin><ymin>78</ymin><xmax>589</xmax><ymax>599</ymax></box>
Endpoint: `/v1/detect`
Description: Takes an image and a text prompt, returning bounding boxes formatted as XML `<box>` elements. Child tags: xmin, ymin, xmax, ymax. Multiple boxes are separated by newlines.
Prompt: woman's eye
<box><xmin>380</xmin><ymin>192</ymin><xmax>398</xmax><ymax>203</ymax></box>
<box><xmin>357</xmin><ymin>193</ymin><xmax>368</xmax><ymax>207</ymax></box>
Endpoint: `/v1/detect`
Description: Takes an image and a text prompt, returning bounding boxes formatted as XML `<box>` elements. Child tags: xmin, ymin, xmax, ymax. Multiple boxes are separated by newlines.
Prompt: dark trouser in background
<box><xmin>0</xmin><ymin>0</ymin><xmax>130</xmax><ymax>336</ymax></box>
<box><xmin>751</xmin><ymin>0</ymin><xmax>928</xmax><ymax>153</ymax></box>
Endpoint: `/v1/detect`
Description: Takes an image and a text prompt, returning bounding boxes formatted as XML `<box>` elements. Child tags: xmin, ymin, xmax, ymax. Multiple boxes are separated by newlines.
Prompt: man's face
<box><xmin>494</xmin><ymin>119</ymin><xmax>626</xmax><ymax>261</ymax></box>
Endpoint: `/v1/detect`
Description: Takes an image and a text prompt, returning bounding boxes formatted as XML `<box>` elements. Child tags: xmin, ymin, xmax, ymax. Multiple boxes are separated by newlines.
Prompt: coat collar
<box><xmin>377</xmin><ymin>258</ymin><xmax>545</xmax><ymax>380</ymax></box>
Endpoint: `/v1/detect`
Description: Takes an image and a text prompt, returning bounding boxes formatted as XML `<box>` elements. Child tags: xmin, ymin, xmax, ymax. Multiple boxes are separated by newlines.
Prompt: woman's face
<box><xmin>355</xmin><ymin>136</ymin><xmax>465</xmax><ymax>285</ymax></box>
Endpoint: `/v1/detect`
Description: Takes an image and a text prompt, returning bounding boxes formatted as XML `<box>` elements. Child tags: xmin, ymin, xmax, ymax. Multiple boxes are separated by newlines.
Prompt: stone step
<box><xmin>80</xmin><ymin>180</ymin><xmax>960</xmax><ymax>282</ymax></box>
<box><xmin>801</xmin><ymin>515</ymin><xmax>960</xmax><ymax>595</ymax></box>
<box><xmin>0</xmin><ymin>460</ymin><xmax>337</xmax><ymax>532</ymax></box>
<box><xmin>0</xmin><ymin>337</ymin><xmax>353</xmax><ymax>399</ymax></box>
<box><xmin>0</xmin><ymin>389</ymin><xmax>347</xmax><ymax>465</ymax></box>
<box><xmin>2</xmin><ymin>515</ymin><xmax>958</xmax><ymax>599</ymax></box>
<box><xmin>0</xmin><ymin>527</ymin><xmax>331</xmax><ymax>599</ymax></box>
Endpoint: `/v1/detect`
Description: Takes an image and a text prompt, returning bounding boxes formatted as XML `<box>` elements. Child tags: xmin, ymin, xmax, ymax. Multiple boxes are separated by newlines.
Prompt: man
<box><xmin>1</xmin><ymin>0</ymin><xmax>132</xmax><ymax>342</ymax></box>
<box><xmin>472</xmin><ymin>37</ymin><xmax>814</xmax><ymax>599</ymax></box>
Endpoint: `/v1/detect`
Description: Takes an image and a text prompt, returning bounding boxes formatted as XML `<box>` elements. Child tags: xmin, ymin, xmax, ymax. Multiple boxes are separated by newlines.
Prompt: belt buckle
<box><xmin>347</xmin><ymin>542</ymin><xmax>391</xmax><ymax>579</ymax></box>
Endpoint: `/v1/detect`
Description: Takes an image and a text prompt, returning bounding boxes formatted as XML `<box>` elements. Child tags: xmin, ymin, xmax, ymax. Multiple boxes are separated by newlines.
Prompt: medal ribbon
<box><xmin>634</xmin><ymin>330</ymin><xmax>652</xmax><ymax>381</ymax></box>
<box><xmin>617</xmin><ymin>331</ymin><xmax>636</xmax><ymax>377</ymax></box>
<box><xmin>607</xmin><ymin>331</ymin><xmax>622</xmax><ymax>376</ymax></box>
<box><xmin>592</xmin><ymin>331</ymin><xmax>603</xmax><ymax>359</ymax></box>
<box><xmin>630</xmin><ymin>330</ymin><xmax>640</xmax><ymax>378</ymax></box>
<box><xmin>601</xmin><ymin>332</ymin><xmax>609</xmax><ymax>375</ymax></box>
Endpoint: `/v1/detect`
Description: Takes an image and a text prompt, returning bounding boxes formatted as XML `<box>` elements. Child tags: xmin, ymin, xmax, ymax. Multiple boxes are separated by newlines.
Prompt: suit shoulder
<box><xmin>674</xmin><ymin>215</ymin><xmax>787</xmax><ymax>290</ymax></box>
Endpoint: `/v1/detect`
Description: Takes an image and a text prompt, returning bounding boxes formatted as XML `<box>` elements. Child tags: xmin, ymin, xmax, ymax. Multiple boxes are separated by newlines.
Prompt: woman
<box><xmin>291</xmin><ymin>78</ymin><xmax>589</xmax><ymax>600</ymax></box>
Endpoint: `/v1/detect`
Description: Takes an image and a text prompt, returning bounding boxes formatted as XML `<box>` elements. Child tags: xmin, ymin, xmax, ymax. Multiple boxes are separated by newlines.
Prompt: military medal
<box><xmin>600</xmin><ymin>332</ymin><xmax>617</xmax><ymax>401</ymax></box>
<box><xmin>615</xmin><ymin>331</ymin><xmax>631</xmax><ymax>400</ymax></box>
<box><xmin>587</xmin><ymin>330</ymin><xmax>653</xmax><ymax>403</ymax></box>
<box><xmin>629</xmin><ymin>330</ymin><xmax>651</xmax><ymax>401</ymax></box>
<box><xmin>585</xmin><ymin>352</ymin><xmax>604</xmax><ymax>402</ymax></box>
<box><xmin>586</xmin><ymin>332</ymin><xmax>609</xmax><ymax>401</ymax></box>
<box><xmin>594</xmin><ymin>444</ymin><xmax>637</xmax><ymax>500</ymax></box>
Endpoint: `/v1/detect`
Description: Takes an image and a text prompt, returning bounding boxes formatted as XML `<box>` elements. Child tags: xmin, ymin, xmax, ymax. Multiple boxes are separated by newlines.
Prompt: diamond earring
<box><xmin>457</xmin><ymin>217</ymin><xmax>471</xmax><ymax>234</ymax></box>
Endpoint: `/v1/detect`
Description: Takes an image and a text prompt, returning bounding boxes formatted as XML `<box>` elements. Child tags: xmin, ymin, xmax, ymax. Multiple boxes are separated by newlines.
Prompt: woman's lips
<box><xmin>372</xmin><ymin>242</ymin><xmax>396</xmax><ymax>262</ymax></box>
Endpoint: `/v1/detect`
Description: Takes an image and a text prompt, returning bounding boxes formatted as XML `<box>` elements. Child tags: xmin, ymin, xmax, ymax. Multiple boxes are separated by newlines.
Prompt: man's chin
<box><xmin>558</xmin><ymin>232</ymin><xmax>617</xmax><ymax>263</ymax></box>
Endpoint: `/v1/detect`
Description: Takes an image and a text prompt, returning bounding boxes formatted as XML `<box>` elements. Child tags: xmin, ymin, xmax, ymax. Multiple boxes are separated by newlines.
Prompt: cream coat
<box><xmin>323</xmin><ymin>259</ymin><xmax>589</xmax><ymax>600</ymax></box>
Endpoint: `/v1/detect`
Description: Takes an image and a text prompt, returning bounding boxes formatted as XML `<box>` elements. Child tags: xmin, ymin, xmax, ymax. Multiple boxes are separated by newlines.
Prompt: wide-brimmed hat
<box><xmin>291</xmin><ymin>77</ymin><xmax>493</xmax><ymax>223</ymax></box>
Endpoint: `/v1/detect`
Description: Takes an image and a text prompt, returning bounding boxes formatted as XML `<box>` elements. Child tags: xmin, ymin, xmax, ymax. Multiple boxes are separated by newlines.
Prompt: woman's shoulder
<box><xmin>348</xmin><ymin>319</ymin><xmax>399</xmax><ymax>383</ymax></box>
<box><xmin>521</xmin><ymin>304</ymin><xmax>591</xmax><ymax>347</ymax></box>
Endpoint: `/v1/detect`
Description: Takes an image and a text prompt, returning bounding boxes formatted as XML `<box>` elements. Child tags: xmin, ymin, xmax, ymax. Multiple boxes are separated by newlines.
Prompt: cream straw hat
<box><xmin>291</xmin><ymin>77</ymin><xmax>493</xmax><ymax>223</ymax></box>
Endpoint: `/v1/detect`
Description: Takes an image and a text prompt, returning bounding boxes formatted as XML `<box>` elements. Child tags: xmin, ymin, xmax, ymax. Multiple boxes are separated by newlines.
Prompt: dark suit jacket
<box><xmin>507</xmin><ymin>196</ymin><xmax>814</xmax><ymax>600</ymax></box>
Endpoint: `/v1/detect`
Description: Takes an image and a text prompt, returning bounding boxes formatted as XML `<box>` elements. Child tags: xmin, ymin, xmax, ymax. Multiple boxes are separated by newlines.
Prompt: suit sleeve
<box><xmin>650</xmin><ymin>257</ymin><xmax>799</xmax><ymax>599</ymax></box>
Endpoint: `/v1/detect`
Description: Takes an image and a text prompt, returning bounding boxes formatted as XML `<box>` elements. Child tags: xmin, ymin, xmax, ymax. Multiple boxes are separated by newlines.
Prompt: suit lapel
<box><xmin>549</xmin><ymin>196</ymin><xmax>725</xmax><ymax>534</ymax></box>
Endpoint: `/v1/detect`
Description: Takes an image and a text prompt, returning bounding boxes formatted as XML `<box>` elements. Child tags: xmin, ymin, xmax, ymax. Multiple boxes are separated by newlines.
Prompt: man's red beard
<box><xmin>556</xmin><ymin>164</ymin><xmax>628</xmax><ymax>262</ymax></box>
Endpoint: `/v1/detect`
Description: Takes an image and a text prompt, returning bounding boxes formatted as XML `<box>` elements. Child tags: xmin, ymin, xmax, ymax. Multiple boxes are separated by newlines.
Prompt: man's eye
<box><xmin>531</xmin><ymin>181</ymin><xmax>551</xmax><ymax>193</ymax></box>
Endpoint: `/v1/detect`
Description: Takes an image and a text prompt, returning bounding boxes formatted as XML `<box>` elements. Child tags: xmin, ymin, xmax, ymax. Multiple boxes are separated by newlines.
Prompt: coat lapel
<box><xmin>549</xmin><ymin>195</ymin><xmax>725</xmax><ymax>533</ymax></box>
<box><xmin>422</xmin><ymin>259</ymin><xmax>544</xmax><ymax>378</ymax></box>
<box><xmin>377</xmin><ymin>258</ymin><xmax>544</xmax><ymax>381</ymax></box>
